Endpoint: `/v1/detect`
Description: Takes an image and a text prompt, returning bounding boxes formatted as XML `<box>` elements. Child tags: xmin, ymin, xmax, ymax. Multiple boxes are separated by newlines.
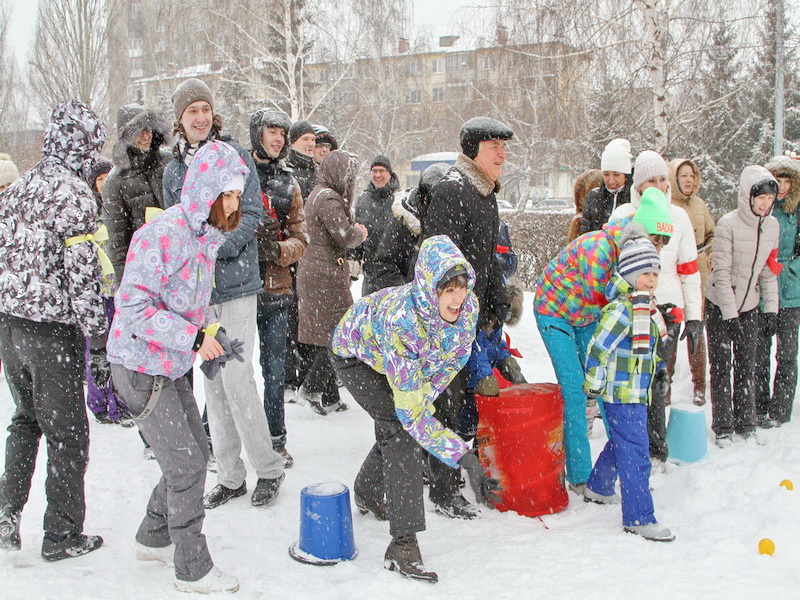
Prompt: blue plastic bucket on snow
<box><xmin>666</xmin><ymin>405</ymin><xmax>708</xmax><ymax>464</ymax></box>
<box><xmin>288</xmin><ymin>481</ymin><xmax>357</xmax><ymax>565</ymax></box>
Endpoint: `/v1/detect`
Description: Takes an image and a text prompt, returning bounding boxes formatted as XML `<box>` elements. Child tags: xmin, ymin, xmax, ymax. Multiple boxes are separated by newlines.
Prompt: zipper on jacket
<box><xmin>738</xmin><ymin>218</ymin><xmax>763</xmax><ymax>314</ymax></box>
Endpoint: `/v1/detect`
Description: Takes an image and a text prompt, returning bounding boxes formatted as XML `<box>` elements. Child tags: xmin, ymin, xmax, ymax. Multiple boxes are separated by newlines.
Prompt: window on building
<box><xmin>155</xmin><ymin>40</ymin><xmax>166</xmax><ymax>54</ymax></box>
<box><xmin>406</xmin><ymin>60</ymin><xmax>421</xmax><ymax>76</ymax></box>
<box><xmin>431</xmin><ymin>58</ymin><xmax>444</xmax><ymax>74</ymax></box>
<box><xmin>128</xmin><ymin>37</ymin><xmax>143</xmax><ymax>58</ymax></box>
<box><xmin>156</xmin><ymin>19</ymin><xmax>166</xmax><ymax>33</ymax></box>
<box><xmin>481</xmin><ymin>55</ymin><xmax>494</xmax><ymax>70</ymax></box>
<box><xmin>384</xmin><ymin>63</ymin><xmax>392</xmax><ymax>78</ymax></box>
<box><xmin>130</xmin><ymin>58</ymin><xmax>143</xmax><ymax>79</ymax></box>
<box><xmin>363</xmin><ymin>64</ymin><xmax>374</xmax><ymax>79</ymax></box>
<box><xmin>446</xmin><ymin>53</ymin><xmax>467</xmax><ymax>71</ymax></box>
<box><xmin>432</xmin><ymin>87</ymin><xmax>444</xmax><ymax>102</ymax></box>
<box><xmin>405</xmin><ymin>90</ymin><xmax>422</xmax><ymax>104</ymax></box>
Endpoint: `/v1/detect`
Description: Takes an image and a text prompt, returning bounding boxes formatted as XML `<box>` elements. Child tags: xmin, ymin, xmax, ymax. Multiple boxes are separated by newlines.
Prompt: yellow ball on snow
<box><xmin>779</xmin><ymin>479</ymin><xmax>794</xmax><ymax>491</ymax></box>
<box><xmin>758</xmin><ymin>538</ymin><xmax>775</xmax><ymax>556</ymax></box>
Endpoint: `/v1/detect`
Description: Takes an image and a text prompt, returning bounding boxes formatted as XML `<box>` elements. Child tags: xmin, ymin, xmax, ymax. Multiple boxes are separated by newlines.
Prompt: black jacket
<box><xmin>285</xmin><ymin>149</ymin><xmax>317</xmax><ymax>201</ymax></box>
<box><xmin>423</xmin><ymin>154</ymin><xmax>507</xmax><ymax>318</ymax></box>
<box><xmin>371</xmin><ymin>188</ymin><xmax>423</xmax><ymax>291</ymax></box>
<box><xmin>579</xmin><ymin>174</ymin><xmax>633</xmax><ymax>234</ymax></box>
<box><xmin>354</xmin><ymin>174</ymin><xmax>400</xmax><ymax>295</ymax></box>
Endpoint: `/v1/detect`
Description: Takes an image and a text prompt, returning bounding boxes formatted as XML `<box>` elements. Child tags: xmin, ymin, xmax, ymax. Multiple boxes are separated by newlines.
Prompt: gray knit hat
<box><xmin>618</xmin><ymin>238</ymin><xmax>660</xmax><ymax>287</ymax></box>
<box><xmin>171</xmin><ymin>78</ymin><xmax>213</xmax><ymax>121</ymax></box>
<box><xmin>633</xmin><ymin>150</ymin><xmax>668</xmax><ymax>191</ymax></box>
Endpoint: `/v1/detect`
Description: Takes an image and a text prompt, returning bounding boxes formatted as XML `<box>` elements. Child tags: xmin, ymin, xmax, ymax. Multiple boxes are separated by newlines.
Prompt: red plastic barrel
<box><xmin>476</xmin><ymin>383</ymin><xmax>568</xmax><ymax>517</ymax></box>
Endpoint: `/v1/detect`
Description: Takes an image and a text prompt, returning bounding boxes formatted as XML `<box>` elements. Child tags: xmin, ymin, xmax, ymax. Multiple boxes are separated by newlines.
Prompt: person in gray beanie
<box><xmin>160</xmin><ymin>79</ymin><xmax>285</xmax><ymax>513</ymax></box>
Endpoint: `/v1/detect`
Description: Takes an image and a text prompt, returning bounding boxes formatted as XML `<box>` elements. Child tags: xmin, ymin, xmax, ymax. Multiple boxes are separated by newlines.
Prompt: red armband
<box><xmin>676</xmin><ymin>259</ymin><xmax>699</xmax><ymax>275</ymax></box>
<box><xmin>768</xmin><ymin>248</ymin><xmax>783</xmax><ymax>276</ymax></box>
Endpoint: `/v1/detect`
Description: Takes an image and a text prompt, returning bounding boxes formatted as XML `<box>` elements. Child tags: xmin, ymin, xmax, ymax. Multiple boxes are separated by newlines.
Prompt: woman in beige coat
<box><xmin>668</xmin><ymin>158</ymin><xmax>715</xmax><ymax>405</ymax></box>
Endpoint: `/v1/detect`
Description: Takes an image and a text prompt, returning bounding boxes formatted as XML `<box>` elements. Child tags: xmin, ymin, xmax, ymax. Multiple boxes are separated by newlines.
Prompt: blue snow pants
<box><xmin>587</xmin><ymin>402</ymin><xmax>655</xmax><ymax>527</ymax></box>
<box><xmin>534</xmin><ymin>311</ymin><xmax>595</xmax><ymax>485</ymax></box>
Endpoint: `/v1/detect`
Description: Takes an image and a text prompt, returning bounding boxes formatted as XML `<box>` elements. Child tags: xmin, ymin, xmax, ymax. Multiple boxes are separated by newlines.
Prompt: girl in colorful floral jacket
<box><xmin>583</xmin><ymin>238</ymin><xmax>674</xmax><ymax>542</ymax></box>
<box><xmin>331</xmin><ymin>234</ymin><xmax>500</xmax><ymax>584</ymax></box>
<box><xmin>107</xmin><ymin>141</ymin><xmax>246</xmax><ymax>594</ymax></box>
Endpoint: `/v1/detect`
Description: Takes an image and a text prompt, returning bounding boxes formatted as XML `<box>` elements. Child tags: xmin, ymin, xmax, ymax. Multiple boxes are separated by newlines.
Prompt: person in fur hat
<box><xmin>102</xmin><ymin>103</ymin><xmax>172</xmax><ymax>283</ymax></box>
<box><xmin>422</xmin><ymin>116</ymin><xmax>513</xmax><ymax>519</ymax></box>
<box><xmin>568</xmin><ymin>169</ymin><xmax>602</xmax><ymax>243</ymax></box>
<box><xmin>754</xmin><ymin>155</ymin><xmax>800</xmax><ymax>428</ymax></box>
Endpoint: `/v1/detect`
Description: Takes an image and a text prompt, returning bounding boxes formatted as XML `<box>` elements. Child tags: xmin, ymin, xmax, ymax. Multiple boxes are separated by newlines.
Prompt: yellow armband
<box><xmin>65</xmin><ymin>224</ymin><xmax>114</xmax><ymax>277</ymax></box>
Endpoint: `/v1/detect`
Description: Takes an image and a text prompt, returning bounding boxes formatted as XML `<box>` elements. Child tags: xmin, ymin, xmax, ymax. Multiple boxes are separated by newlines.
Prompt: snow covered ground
<box><xmin>2</xmin><ymin>290</ymin><xmax>799</xmax><ymax>599</ymax></box>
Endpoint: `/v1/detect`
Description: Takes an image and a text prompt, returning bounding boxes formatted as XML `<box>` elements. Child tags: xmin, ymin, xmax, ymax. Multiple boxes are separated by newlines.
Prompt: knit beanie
<box><xmin>87</xmin><ymin>159</ymin><xmax>113</xmax><ymax>192</ymax></box>
<box><xmin>0</xmin><ymin>153</ymin><xmax>20</xmax><ymax>188</ymax></box>
<box><xmin>460</xmin><ymin>117</ymin><xmax>514</xmax><ymax>159</ymax></box>
<box><xmin>632</xmin><ymin>188</ymin><xmax>673</xmax><ymax>237</ymax></box>
<box><xmin>171</xmin><ymin>79</ymin><xmax>213</xmax><ymax>121</ymax></box>
<box><xmin>600</xmin><ymin>139</ymin><xmax>632</xmax><ymax>174</ymax></box>
<box><xmin>289</xmin><ymin>120</ymin><xmax>315</xmax><ymax>145</ymax></box>
<box><xmin>633</xmin><ymin>150</ymin><xmax>668</xmax><ymax>191</ymax></box>
<box><xmin>371</xmin><ymin>154</ymin><xmax>393</xmax><ymax>172</ymax></box>
<box><xmin>618</xmin><ymin>238</ymin><xmax>661</xmax><ymax>288</ymax></box>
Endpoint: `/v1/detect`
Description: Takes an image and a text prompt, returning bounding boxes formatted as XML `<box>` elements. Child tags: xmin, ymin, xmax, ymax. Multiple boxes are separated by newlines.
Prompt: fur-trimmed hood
<box><xmin>668</xmin><ymin>158</ymin><xmax>701</xmax><ymax>203</ymax></box>
<box><xmin>113</xmin><ymin>105</ymin><xmax>172</xmax><ymax>171</ymax></box>
<box><xmin>505</xmin><ymin>282</ymin><xmax>524</xmax><ymax>326</ymax></box>
<box><xmin>455</xmin><ymin>153</ymin><xmax>500</xmax><ymax>197</ymax></box>
<box><xmin>765</xmin><ymin>155</ymin><xmax>800</xmax><ymax>214</ymax></box>
<box><xmin>391</xmin><ymin>189</ymin><xmax>422</xmax><ymax>236</ymax></box>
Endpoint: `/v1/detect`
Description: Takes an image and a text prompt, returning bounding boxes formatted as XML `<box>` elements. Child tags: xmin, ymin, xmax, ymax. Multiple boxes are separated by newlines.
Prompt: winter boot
<box><xmin>203</xmin><ymin>482</ymin><xmax>247</xmax><ymax>509</ymax></box>
<box><xmin>624</xmin><ymin>522</ymin><xmax>675</xmax><ymax>542</ymax></box>
<box><xmin>0</xmin><ymin>504</ymin><xmax>21</xmax><ymax>551</ymax></box>
<box><xmin>742</xmin><ymin>431</ymin><xmax>764</xmax><ymax>446</ymax></box>
<box><xmin>133</xmin><ymin>541</ymin><xmax>175</xmax><ymax>567</ymax></box>
<box><xmin>715</xmin><ymin>434</ymin><xmax>733</xmax><ymax>449</ymax></box>
<box><xmin>384</xmin><ymin>534</ymin><xmax>438</xmax><ymax>583</ymax></box>
<box><xmin>174</xmin><ymin>565</ymin><xmax>239</xmax><ymax>594</ymax></box>
<box><xmin>251</xmin><ymin>474</ymin><xmax>284</xmax><ymax>507</ymax></box>
<box><xmin>298</xmin><ymin>385</ymin><xmax>326</xmax><ymax>416</ymax></box>
<box><xmin>583</xmin><ymin>487</ymin><xmax>621</xmax><ymax>505</ymax></box>
<box><xmin>354</xmin><ymin>493</ymin><xmax>388</xmax><ymax>521</ymax></box>
<box><xmin>692</xmin><ymin>390</ymin><xmax>706</xmax><ymax>406</ymax></box>
<box><xmin>757</xmin><ymin>415</ymin><xmax>779</xmax><ymax>429</ymax></box>
<box><xmin>433</xmin><ymin>494</ymin><xmax>479</xmax><ymax>520</ymax></box>
<box><xmin>41</xmin><ymin>532</ymin><xmax>103</xmax><ymax>561</ymax></box>
<box><xmin>275</xmin><ymin>446</ymin><xmax>294</xmax><ymax>469</ymax></box>
<box><xmin>568</xmin><ymin>482</ymin><xmax>586</xmax><ymax>495</ymax></box>
<box><xmin>94</xmin><ymin>410</ymin><xmax>115</xmax><ymax>425</ymax></box>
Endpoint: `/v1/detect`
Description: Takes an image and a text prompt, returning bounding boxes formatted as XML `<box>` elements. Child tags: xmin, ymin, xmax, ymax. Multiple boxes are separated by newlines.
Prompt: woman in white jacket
<box><xmin>611</xmin><ymin>150</ymin><xmax>702</xmax><ymax>465</ymax></box>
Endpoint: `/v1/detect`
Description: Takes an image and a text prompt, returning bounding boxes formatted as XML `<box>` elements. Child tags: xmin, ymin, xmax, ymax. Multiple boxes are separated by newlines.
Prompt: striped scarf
<box><xmin>631</xmin><ymin>292</ymin><xmax>667</xmax><ymax>354</ymax></box>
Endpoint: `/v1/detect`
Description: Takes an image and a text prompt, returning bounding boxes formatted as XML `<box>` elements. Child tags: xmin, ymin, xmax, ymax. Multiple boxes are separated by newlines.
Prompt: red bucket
<box><xmin>476</xmin><ymin>383</ymin><xmax>568</xmax><ymax>517</ymax></box>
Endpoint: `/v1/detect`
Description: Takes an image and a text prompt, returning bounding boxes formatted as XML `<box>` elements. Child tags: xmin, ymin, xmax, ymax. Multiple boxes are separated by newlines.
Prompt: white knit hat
<box><xmin>633</xmin><ymin>150</ymin><xmax>668</xmax><ymax>191</ymax></box>
<box><xmin>0</xmin><ymin>153</ymin><xmax>20</xmax><ymax>188</ymax></box>
<box><xmin>600</xmin><ymin>139</ymin><xmax>632</xmax><ymax>174</ymax></box>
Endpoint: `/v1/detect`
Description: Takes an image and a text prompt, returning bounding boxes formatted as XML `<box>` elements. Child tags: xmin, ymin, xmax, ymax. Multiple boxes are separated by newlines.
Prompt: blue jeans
<box><xmin>535</xmin><ymin>311</ymin><xmax>595</xmax><ymax>485</ymax></box>
<box><xmin>587</xmin><ymin>402</ymin><xmax>655</xmax><ymax>527</ymax></box>
<box><xmin>256</xmin><ymin>294</ymin><xmax>292</xmax><ymax>448</ymax></box>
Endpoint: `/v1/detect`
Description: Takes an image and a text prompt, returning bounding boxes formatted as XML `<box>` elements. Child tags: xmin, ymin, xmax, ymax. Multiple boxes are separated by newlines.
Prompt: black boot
<box><xmin>433</xmin><ymin>494</ymin><xmax>479</xmax><ymax>520</ymax></box>
<box><xmin>0</xmin><ymin>504</ymin><xmax>21</xmax><ymax>551</ymax></box>
<box><xmin>41</xmin><ymin>532</ymin><xmax>103</xmax><ymax>561</ymax></box>
<box><xmin>384</xmin><ymin>534</ymin><xmax>438</xmax><ymax>583</ymax></box>
<box><xmin>203</xmin><ymin>482</ymin><xmax>247</xmax><ymax>509</ymax></box>
<box><xmin>251</xmin><ymin>474</ymin><xmax>285</xmax><ymax>507</ymax></box>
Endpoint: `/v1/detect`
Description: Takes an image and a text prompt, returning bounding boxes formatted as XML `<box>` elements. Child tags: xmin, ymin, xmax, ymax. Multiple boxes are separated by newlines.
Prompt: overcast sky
<box><xmin>6</xmin><ymin>0</ymin><xmax>490</xmax><ymax>68</ymax></box>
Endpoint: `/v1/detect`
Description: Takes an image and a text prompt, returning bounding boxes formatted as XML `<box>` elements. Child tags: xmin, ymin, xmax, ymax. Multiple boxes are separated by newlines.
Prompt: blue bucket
<box><xmin>666</xmin><ymin>405</ymin><xmax>708</xmax><ymax>464</ymax></box>
<box><xmin>288</xmin><ymin>481</ymin><xmax>357</xmax><ymax>565</ymax></box>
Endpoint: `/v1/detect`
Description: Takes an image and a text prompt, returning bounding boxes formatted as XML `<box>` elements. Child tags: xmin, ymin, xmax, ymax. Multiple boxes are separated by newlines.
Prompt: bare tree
<box><xmin>0</xmin><ymin>0</ymin><xmax>18</xmax><ymax>132</ymax></box>
<box><xmin>28</xmin><ymin>0</ymin><xmax>120</xmax><ymax>122</ymax></box>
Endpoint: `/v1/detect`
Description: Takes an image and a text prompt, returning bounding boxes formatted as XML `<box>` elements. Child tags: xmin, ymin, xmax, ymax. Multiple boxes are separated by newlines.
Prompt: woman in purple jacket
<box><xmin>107</xmin><ymin>142</ymin><xmax>244</xmax><ymax>594</ymax></box>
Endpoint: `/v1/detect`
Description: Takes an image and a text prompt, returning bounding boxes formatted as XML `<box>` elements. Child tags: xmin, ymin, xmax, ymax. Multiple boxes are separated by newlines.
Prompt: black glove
<box><xmin>761</xmin><ymin>312</ymin><xmax>778</xmax><ymax>338</ymax></box>
<box><xmin>652</xmin><ymin>369</ymin><xmax>670</xmax><ymax>400</ymax></box>
<box><xmin>259</xmin><ymin>217</ymin><xmax>281</xmax><ymax>263</ymax></box>
<box><xmin>88</xmin><ymin>347</ymin><xmax>111</xmax><ymax>388</ymax></box>
<box><xmin>498</xmin><ymin>356</ymin><xmax>527</xmax><ymax>385</ymax></box>
<box><xmin>726</xmin><ymin>316</ymin><xmax>744</xmax><ymax>341</ymax></box>
<box><xmin>659</xmin><ymin>303</ymin><xmax>684</xmax><ymax>326</ymax></box>
<box><xmin>494</xmin><ymin>303</ymin><xmax>511</xmax><ymax>325</ymax></box>
<box><xmin>459</xmin><ymin>451</ymin><xmax>502</xmax><ymax>506</ymax></box>
<box><xmin>680</xmin><ymin>320</ymin><xmax>704</xmax><ymax>355</ymax></box>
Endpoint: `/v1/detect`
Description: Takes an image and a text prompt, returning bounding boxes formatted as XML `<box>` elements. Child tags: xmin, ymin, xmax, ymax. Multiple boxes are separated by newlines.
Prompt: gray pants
<box><xmin>204</xmin><ymin>295</ymin><xmax>283</xmax><ymax>488</ymax></box>
<box><xmin>111</xmin><ymin>364</ymin><xmax>212</xmax><ymax>582</ymax></box>
<box><xmin>331</xmin><ymin>353</ymin><xmax>427</xmax><ymax>538</ymax></box>
<box><xmin>0</xmin><ymin>314</ymin><xmax>88</xmax><ymax>536</ymax></box>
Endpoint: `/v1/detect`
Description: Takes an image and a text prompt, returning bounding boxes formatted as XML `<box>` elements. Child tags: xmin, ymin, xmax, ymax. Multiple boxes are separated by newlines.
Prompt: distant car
<box><xmin>527</xmin><ymin>198</ymin><xmax>573</xmax><ymax>212</ymax></box>
<box><xmin>497</xmin><ymin>199</ymin><xmax>515</xmax><ymax>213</ymax></box>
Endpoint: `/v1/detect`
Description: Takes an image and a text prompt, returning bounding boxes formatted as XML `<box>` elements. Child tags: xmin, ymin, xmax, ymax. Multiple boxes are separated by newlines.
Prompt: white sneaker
<box><xmin>583</xmin><ymin>487</ymin><xmax>621</xmax><ymax>505</ymax></box>
<box><xmin>133</xmin><ymin>541</ymin><xmax>174</xmax><ymax>567</ymax></box>
<box><xmin>624</xmin><ymin>522</ymin><xmax>675</xmax><ymax>542</ymax></box>
<box><xmin>174</xmin><ymin>566</ymin><xmax>239</xmax><ymax>594</ymax></box>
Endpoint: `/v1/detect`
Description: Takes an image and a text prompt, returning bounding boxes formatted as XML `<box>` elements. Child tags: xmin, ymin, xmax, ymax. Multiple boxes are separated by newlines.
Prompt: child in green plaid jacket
<box><xmin>582</xmin><ymin>238</ymin><xmax>675</xmax><ymax>542</ymax></box>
